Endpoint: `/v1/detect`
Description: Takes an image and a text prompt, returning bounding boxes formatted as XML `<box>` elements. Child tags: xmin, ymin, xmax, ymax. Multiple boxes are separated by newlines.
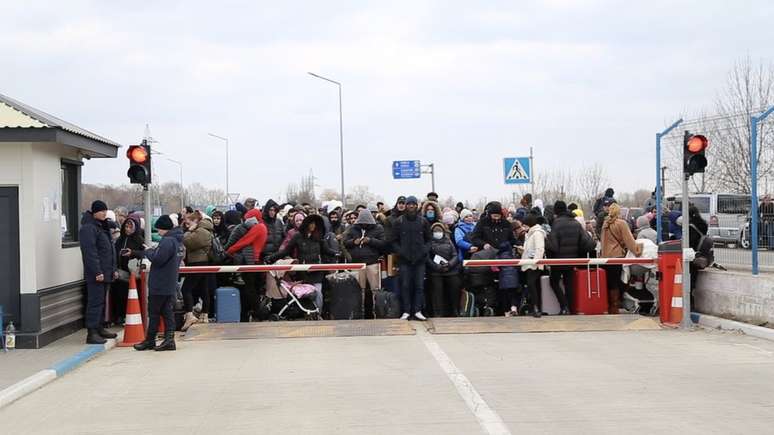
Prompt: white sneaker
<box><xmin>414</xmin><ymin>312</ymin><xmax>427</xmax><ymax>321</ymax></box>
<box><xmin>400</xmin><ymin>313</ymin><xmax>410</xmax><ymax>320</ymax></box>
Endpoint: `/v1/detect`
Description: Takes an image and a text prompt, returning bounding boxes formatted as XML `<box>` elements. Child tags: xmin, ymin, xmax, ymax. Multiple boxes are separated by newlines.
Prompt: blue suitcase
<box><xmin>216</xmin><ymin>287</ymin><xmax>241</xmax><ymax>323</ymax></box>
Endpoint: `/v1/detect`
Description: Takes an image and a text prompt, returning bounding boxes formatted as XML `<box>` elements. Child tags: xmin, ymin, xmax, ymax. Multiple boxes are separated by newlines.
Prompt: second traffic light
<box><xmin>683</xmin><ymin>130</ymin><xmax>708</xmax><ymax>177</ymax></box>
<box><xmin>127</xmin><ymin>139</ymin><xmax>152</xmax><ymax>185</ymax></box>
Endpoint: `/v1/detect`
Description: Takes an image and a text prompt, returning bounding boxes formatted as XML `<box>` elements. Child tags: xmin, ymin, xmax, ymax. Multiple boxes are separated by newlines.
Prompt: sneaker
<box><xmin>181</xmin><ymin>312</ymin><xmax>199</xmax><ymax>332</ymax></box>
<box><xmin>414</xmin><ymin>312</ymin><xmax>427</xmax><ymax>321</ymax></box>
<box><xmin>400</xmin><ymin>313</ymin><xmax>410</xmax><ymax>320</ymax></box>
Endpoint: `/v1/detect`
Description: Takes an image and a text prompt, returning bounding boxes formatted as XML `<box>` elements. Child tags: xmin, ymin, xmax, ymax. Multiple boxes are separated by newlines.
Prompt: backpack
<box><xmin>209</xmin><ymin>235</ymin><xmax>227</xmax><ymax>264</ymax></box>
<box><xmin>690</xmin><ymin>224</ymin><xmax>714</xmax><ymax>269</ymax></box>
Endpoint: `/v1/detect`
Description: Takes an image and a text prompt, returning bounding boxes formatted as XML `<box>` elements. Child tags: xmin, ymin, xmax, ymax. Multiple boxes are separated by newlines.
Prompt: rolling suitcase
<box><xmin>373</xmin><ymin>290</ymin><xmax>401</xmax><ymax>319</ymax></box>
<box><xmin>327</xmin><ymin>271</ymin><xmax>363</xmax><ymax>320</ymax></box>
<box><xmin>540</xmin><ymin>275</ymin><xmax>562</xmax><ymax>315</ymax></box>
<box><xmin>573</xmin><ymin>266</ymin><xmax>608</xmax><ymax>315</ymax></box>
<box><xmin>215</xmin><ymin>287</ymin><xmax>241</xmax><ymax>323</ymax></box>
<box><xmin>459</xmin><ymin>289</ymin><xmax>479</xmax><ymax>317</ymax></box>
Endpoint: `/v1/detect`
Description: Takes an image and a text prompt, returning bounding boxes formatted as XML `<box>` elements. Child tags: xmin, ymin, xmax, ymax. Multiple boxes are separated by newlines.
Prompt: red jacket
<box><xmin>227</xmin><ymin>209</ymin><xmax>268</xmax><ymax>264</ymax></box>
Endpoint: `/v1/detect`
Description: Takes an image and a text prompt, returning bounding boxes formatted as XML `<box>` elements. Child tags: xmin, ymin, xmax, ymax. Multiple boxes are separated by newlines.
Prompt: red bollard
<box><xmin>658</xmin><ymin>240</ymin><xmax>682</xmax><ymax>325</ymax></box>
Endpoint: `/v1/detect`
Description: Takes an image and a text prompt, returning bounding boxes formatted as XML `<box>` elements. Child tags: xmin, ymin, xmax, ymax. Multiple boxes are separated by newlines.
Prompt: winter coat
<box><xmin>183</xmin><ymin>219</ymin><xmax>213</xmax><ymax>264</ymax></box>
<box><xmin>469</xmin><ymin>216</ymin><xmax>517</xmax><ymax>251</ymax></box>
<box><xmin>384</xmin><ymin>204</ymin><xmax>404</xmax><ymax>245</ymax></box>
<box><xmin>688</xmin><ymin>216</ymin><xmax>709</xmax><ymax>252</ymax></box>
<box><xmin>262</xmin><ymin>199</ymin><xmax>286</xmax><ymax>256</ymax></box>
<box><xmin>391</xmin><ymin>212</ymin><xmax>431</xmax><ymax>265</ymax></box>
<box><xmin>115</xmin><ymin>217</ymin><xmax>145</xmax><ymax>273</ymax></box>
<box><xmin>521</xmin><ymin>225</ymin><xmax>547</xmax><ymax>271</ymax></box>
<box><xmin>601</xmin><ymin>218</ymin><xmax>643</xmax><ymax>258</ymax></box>
<box><xmin>426</xmin><ymin>225</ymin><xmax>460</xmax><ymax>276</ymax></box>
<box><xmin>344</xmin><ymin>224</ymin><xmax>386</xmax><ymax>265</ymax></box>
<box><xmin>79</xmin><ymin>211</ymin><xmax>117</xmax><ymax>283</ymax></box>
<box><xmin>136</xmin><ymin>228</ymin><xmax>184</xmax><ymax>296</ymax></box>
<box><xmin>225</xmin><ymin>209</ymin><xmax>268</xmax><ymax>264</ymax></box>
<box><xmin>497</xmin><ymin>250</ymin><xmax>520</xmax><ymax>289</ymax></box>
<box><xmin>454</xmin><ymin>221</ymin><xmax>476</xmax><ymax>262</ymax></box>
<box><xmin>547</xmin><ymin>213</ymin><xmax>588</xmax><ymax>259</ymax></box>
<box><xmin>668</xmin><ymin>211</ymin><xmax>682</xmax><ymax>240</ymax></box>
<box><xmin>269</xmin><ymin>215</ymin><xmax>338</xmax><ymax>284</ymax></box>
<box><xmin>421</xmin><ymin>201</ymin><xmax>441</xmax><ymax>226</ymax></box>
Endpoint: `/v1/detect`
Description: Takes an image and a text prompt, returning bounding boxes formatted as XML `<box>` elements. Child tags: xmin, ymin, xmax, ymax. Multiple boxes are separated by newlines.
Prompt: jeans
<box><xmin>181</xmin><ymin>262</ymin><xmax>212</xmax><ymax>313</ymax></box>
<box><xmin>147</xmin><ymin>295</ymin><xmax>175</xmax><ymax>338</ymax></box>
<box><xmin>400</xmin><ymin>262</ymin><xmax>426</xmax><ymax>314</ymax></box>
<box><xmin>85</xmin><ymin>281</ymin><xmax>108</xmax><ymax>329</ymax></box>
<box><xmin>549</xmin><ymin>266</ymin><xmax>574</xmax><ymax>311</ymax></box>
<box><xmin>429</xmin><ymin>274</ymin><xmax>461</xmax><ymax>317</ymax></box>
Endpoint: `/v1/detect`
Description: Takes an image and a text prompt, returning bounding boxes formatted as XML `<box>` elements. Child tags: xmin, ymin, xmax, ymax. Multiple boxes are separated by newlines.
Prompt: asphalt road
<box><xmin>3</xmin><ymin>319</ymin><xmax>774</xmax><ymax>434</ymax></box>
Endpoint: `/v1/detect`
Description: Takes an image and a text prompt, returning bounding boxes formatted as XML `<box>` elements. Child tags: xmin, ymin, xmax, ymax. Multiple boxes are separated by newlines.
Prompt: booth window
<box><xmin>61</xmin><ymin>161</ymin><xmax>80</xmax><ymax>246</ymax></box>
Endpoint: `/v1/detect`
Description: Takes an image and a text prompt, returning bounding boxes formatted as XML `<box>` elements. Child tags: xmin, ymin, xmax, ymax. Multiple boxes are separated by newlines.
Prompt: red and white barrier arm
<box><xmin>178</xmin><ymin>263</ymin><xmax>367</xmax><ymax>274</ymax></box>
<box><xmin>463</xmin><ymin>258</ymin><xmax>658</xmax><ymax>268</ymax></box>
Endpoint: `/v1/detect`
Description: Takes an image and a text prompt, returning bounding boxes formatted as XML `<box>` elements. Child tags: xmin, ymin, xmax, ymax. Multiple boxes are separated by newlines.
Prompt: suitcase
<box><xmin>327</xmin><ymin>271</ymin><xmax>363</xmax><ymax>320</ymax></box>
<box><xmin>473</xmin><ymin>286</ymin><xmax>498</xmax><ymax>317</ymax></box>
<box><xmin>216</xmin><ymin>287</ymin><xmax>241</xmax><ymax>323</ymax></box>
<box><xmin>373</xmin><ymin>290</ymin><xmax>401</xmax><ymax>319</ymax></box>
<box><xmin>459</xmin><ymin>289</ymin><xmax>479</xmax><ymax>317</ymax></box>
<box><xmin>540</xmin><ymin>275</ymin><xmax>562</xmax><ymax>315</ymax></box>
<box><xmin>573</xmin><ymin>267</ymin><xmax>608</xmax><ymax>315</ymax></box>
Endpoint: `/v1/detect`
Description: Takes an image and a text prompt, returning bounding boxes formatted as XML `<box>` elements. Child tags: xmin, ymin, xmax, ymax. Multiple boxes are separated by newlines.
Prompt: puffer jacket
<box><xmin>262</xmin><ymin>199</ymin><xmax>286</xmax><ymax>257</ymax></box>
<box><xmin>546</xmin><ymin>213</ymin><xmax>586</xmax><ymax>259</ymax></box>
<box><xmin>426</xmin><ymin>224</ymin><xmax>460</xmax><ymax>276</ymax></box>
<box><xmin>184</xmin><ymin>219</ymin><xmax>213</xmax><ymax>264</ymax></box>
<box><xmin>344</xmin><ymin>224</ymin><xmax>386</xmax><ymax>265</ymax></box>
<box><xmin>454</xmin><ymin>221</ymin><xmax>475</xmax><ymax>262</ymax></box>
<box><xmin>391</xmin><ymin>212</ymin><xmax>431</xmax><ymax>265</ymax></box>
<box><xmin>469</xmin><ymin>216</ymin><xmax>517</xmax><ymax>251</ymax></box>
<box><xmin>521</xmin><ymin>225</ymin><xmax>546</xmax><ymax>271</ymax></box>
<box><xmin>226</xmin><ymin>209</ymin><xmax>268</xmax><ymax>264</ymax></box>
<box><xmin>269</xmin><ymin>215</ymin><xmax>337</xmax><ymax>284</ymax></box>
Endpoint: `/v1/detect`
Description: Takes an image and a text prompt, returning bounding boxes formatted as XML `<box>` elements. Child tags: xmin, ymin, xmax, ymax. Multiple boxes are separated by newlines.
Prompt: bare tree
<box><xmin>346</xmin><ymin>185</ymin><xmax>381</xmax><ymax>208</ymax></box>
<box><xmin>576</xmin><ymin>163</ymin><xmax>608</xmax><ymax>213</ymax></box>
<box><xmin>285</xmin><ymin>174</ymin><xmax>317</xmax><ymax>205</ymax></box>
<box><xmin>703</xmin><ymin>57</ymin><xmax>774</xmax><ymax>194</ymax></box>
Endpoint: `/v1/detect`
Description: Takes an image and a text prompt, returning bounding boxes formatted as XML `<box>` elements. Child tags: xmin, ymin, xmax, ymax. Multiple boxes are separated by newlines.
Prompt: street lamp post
<box><xmin>308</xmin><ymin>72</ymin><xmax>345</xmax><ymax>206</ymax></box>
<box><xmin>166</xmin><ymin>158</ymin><xmax>184</xmax><ymax>211</ymax></box>
<box><xmin>207</xmin><ymin>133</ymin><xmax>229</xmax><ymax>204</ymax></box>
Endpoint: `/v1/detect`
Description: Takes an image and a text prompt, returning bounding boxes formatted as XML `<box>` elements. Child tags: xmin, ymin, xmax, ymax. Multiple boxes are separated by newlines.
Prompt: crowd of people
<box><xmin>78</xmin><ymin>188</ymin><xmax>712</xmax><ymax>350</ymax></box>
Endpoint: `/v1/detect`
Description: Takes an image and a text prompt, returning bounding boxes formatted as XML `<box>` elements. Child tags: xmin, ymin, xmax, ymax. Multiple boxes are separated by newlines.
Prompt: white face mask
<box><xmin>433</xmin><ymin>232</ymin><xmax>443</xmax><ymax>240</ymax></box>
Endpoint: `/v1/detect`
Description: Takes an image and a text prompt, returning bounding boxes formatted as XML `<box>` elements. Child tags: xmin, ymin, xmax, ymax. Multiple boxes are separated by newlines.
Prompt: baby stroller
<box><xmin>265</xmin><ymin>259</ymin><xmax>322</xmax><ymax>321</ymax></box>
<box><xmin>621</xmin><ymin>240</ymin><xmax>659</xmax><ymax>316</ymax></box>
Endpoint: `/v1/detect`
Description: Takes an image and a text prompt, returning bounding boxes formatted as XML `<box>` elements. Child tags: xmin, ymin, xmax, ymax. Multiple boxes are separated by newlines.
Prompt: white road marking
<box><xmin>416</xmin><ymin>326</ymin><xmax>511</xmax><ymax>435</ymax></box>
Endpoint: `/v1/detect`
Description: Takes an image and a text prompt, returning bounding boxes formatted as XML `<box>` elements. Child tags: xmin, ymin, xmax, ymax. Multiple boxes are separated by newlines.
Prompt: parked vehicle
<box><xmin>669</xmin><ymin>193</ymin><xmax>751</xmax><ymax>247</ymax></box>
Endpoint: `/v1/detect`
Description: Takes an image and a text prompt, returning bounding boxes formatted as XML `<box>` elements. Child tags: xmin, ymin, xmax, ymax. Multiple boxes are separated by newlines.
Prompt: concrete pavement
<box><xmin>2</xmin><ymin>321</ymin><xmax>774</xmax><ymax>434</ymax></box>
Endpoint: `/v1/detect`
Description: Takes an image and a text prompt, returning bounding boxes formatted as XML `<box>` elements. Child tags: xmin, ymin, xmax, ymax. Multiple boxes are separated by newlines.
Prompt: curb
<box><xmin>0</xmin><ymin>337</ymin><xmax>117</xmax><ymax>409</ymax></box>
<box><xmin>692</xmin><ymin>313</ymin><xmax>774</xmax><ymax>342</ymax></box>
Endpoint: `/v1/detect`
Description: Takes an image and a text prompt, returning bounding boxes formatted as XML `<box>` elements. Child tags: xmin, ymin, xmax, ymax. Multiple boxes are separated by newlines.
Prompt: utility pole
<box><xmin>143</xmin><ymin>126</ymin><xmax>153</xmax><ymax>247</ymax></box>
<box><xmin>421</xmin><ymin>163</ymin><xmax>435</xmax><ymax>192</ymax></box>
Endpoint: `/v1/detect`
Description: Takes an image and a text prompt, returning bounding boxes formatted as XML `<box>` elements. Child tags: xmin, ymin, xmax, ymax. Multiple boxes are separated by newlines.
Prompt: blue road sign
<box><xmin>503</xmin><ymin>157</ymin><xmax>531</xmax><ymax>184</ymax></box>
<box><xmin>392</xmin><ymin>160</ymin><xmax>421</xmax><ymax>179</ymax></box>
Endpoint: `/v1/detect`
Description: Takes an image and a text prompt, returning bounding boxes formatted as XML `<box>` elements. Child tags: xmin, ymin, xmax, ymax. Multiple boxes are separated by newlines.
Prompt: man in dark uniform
<box><xmin>79</xmin><ymin>200</ymin><xmax>118</xmax><ymax>344</ymax></box>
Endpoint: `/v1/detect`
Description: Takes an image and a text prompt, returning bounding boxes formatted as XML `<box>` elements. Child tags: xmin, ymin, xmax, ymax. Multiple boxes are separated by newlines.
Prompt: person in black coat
<box><xmin>344</xmin><ymin>210</ymin><xmax>387</xmax><ymax>293</ymax></box>
<box><xmin>687</xmin><ymin>205</ymin><xmax>709</xmax><ymax>294</ymax></box>
<box><xmin>123</xmin><ymin>215</ymin><xmax>184</xmax><ymax>351</ymax></box>
<box><xmin>79</xmin><ymin>200</ymin><xmax>118</xmax><ymax>345</ymax></box>
<box><xmin>426</xmin><ymin>223</ymin><xmax>461</xmax><ymax>317</ymax></box>
<box><xmin>468</xmin><ymin>201</ymin><xmax>518</xmax><ymax>252</ymax></box>
<box><xmin>546</xmin><ymin>201</ymin><xmax>588</xmax><ymax>314</ymax></box>
<box><xmin>391</xmin><ymin>196</ymin><xmax>431</xmax><ymax>320</ymax></box>
<box><xmin>112</xmin><ymin>216</ymin><xmax>145</xmax><ymax>325</ymax></box>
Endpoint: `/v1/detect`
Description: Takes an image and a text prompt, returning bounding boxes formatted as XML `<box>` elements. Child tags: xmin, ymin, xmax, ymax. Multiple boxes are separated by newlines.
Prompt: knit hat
<box><xmin>442</xmin><ymin>210</ymin><xmax>458</xmax><ymax>225</ymax></box>
<box><xmin>396</xmin><ymin>196</ymin><xmax>407</xmax><ymax>204</ymax></box>
<box><xmin>460</xmin><ymin>209</ymin><xmax>473</xmax><ymax>220</ymax></box>
<box><xmin>91</xmin><ymin>200</ymin><xmax>108</xmax><ymax>213</ymax></box>
<box><xmin>367</xmin><ymin>204</ymin><xmax>379</xmax><ymax>213</ymax></box>
<box><xmin>405</xmin><ymin>196</ymin><xmax>419</xmax><ymax>205</ymax></box>
<box><xmin>155</xmin><ymin>215</ymin><xmax>174</xmax><ymax>230</ymax></box>
<box><xmin>553</xmin><ymin>200</ymin><xmax>568</xmax><ymax>214</ymax></box>
<box><xmin>355</xmin><ymin>209</ymin><xmax>377</xmax><ymax>225</ymax></box>
<box><xmin>169</xmin><ymin>213</ymin><xmax>180</xmax><ymax>228</ymax></box>
<box><xmin>106</xmin><ymin>210</ymin><xmax>116</xmax><ymax>222</ymax></box>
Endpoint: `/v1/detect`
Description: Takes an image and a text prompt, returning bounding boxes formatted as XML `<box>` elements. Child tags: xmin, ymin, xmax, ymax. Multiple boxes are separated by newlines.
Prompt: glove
<box><xmin>264</xmin><ymin>254</ymin><xmax>277</xmax><ymax>264</ymax></box>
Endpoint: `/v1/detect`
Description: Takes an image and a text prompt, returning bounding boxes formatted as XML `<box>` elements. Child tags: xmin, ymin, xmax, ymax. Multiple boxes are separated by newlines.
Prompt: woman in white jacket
<box><xmin>519</xmin><ymin>213</ymin><xmax>547</xmax><ymax>318</ymax></box>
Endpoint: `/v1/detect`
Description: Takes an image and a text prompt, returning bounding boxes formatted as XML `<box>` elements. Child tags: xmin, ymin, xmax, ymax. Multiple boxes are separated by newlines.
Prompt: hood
<box><xmin>534</xmin><ymin>199</ymin><xmax>544</xmax><ymax>212</ymax></box>
<box><xmin>205</xmin><ymin>205</ymin><xmax>216</xmax><ymax>217</ymax></box>
<box><xmin>120</xmin><ymin>216</ymin><xmax>144</xmax><ymax>238</ymax></box>
<box><xmin>166</xmin><ymin>227</ymin><xmax>185</xmax><ymax>242</ymax></box>
<box><xmin>430</xmin><ymin>222</ymin><xmax>449</xmax><ymax>234</ymax></box>
<box><xmin>299</xmin><ymin>214</ymin><xmax>326</xmax><ymax>237</ymax></box>
<box><xmin>245</xmin><ymin>208</ymin><xmax>264</xmax><ymax>223</ymax></box>
<box><xmin>457</xmin><ymin>221</ymin><xmax>475</xmax><ymax>231</ymax></box>
<box><xmin>262</xmin><ymin>199</ymin><xmax>280</xmax><ymax>221</ymax></box>
<box><xmin>199</xmin><ymin>218</ymin><xmax>214</xmax><ymax>232</ymax></box>
<box><xmin>604</xmin><ymin>188</ymin><xmax>615</xmax><ymax>198</ymax></box>
<box><xmin>355</xmin><ymin>209</ymin><xmax>377</xmax><ymax>226</ymax></box>
<box><xmin>80</xmin><ymin>211</ymin><xmax>104</xmax><ymax>227</ymax></box>
<box><xmin>636</xmin><ymin>215</ymin><xmax>651</xmax><ymax>230</ymax></box>
<box><xmin>224</xmin><ymin>210</ymin><xmax>243</xmax><ymax>227</ymax></box>
<box><xmin>527</xmin><ymin>224</ymin><xmax>546</xmax><ymax>237</ymax></box>
<box><xmin>421</xmin><ymin>201</ymin><xmax>440</xmax><ymax>216</ymax></box>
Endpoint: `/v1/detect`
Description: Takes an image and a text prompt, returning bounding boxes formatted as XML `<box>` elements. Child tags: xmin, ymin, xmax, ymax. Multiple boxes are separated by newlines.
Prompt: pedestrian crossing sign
<box><xmin>503</xmin><ymin>157</ymin><xmax>531</xmax><ymax>184</ymax></box>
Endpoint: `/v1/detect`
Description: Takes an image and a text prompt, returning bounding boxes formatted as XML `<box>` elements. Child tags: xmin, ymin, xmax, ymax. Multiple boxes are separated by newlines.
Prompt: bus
<box><xmin>668</xmin><ymin>193</ymin><xmax>751</xmax><ymax>247</ymax></box>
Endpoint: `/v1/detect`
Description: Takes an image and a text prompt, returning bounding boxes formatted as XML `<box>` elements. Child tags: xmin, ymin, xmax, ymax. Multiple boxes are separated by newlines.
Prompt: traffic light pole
<box><xmin>680</xmin><ymin>170</ymin><xmax>692</xmax><ymax>329</ymax></box>
<box><xmin>143</xmin><ymin>184</ymin><xmax>152</xmax><ymax>247</ymax></box>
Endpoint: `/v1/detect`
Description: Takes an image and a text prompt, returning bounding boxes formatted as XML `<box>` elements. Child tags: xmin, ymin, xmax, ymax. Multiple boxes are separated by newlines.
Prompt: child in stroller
<box><xmin>264</xmin><ymin>258</ymin><xmax>322</xmax><ymax>321</ymax></box>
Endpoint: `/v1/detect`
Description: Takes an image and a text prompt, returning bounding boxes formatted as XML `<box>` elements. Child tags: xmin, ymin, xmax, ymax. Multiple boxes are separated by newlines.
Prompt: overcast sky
<box><xmin>2</xmin><ymin>1</ymin><xmax>773</xmax><ymax>205</ymax></box>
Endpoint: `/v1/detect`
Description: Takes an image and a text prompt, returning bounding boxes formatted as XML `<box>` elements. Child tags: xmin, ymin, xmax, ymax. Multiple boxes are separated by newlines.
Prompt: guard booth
<box><xmin>0</xmin><ymin>93</ymin><xmax>119</xmax><ymax>348</ymax></box>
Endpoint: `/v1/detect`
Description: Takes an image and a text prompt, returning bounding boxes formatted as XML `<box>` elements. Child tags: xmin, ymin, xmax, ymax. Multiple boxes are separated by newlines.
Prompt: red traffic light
<box><xmin>127</xmin><ymin>145</ymin><xmax>148</xmax><ymax>163</ymax></box>
<box><xmin>687</xmin><ymin>135</ymin><xmax>708</xmax><ymax>153</ymax></box>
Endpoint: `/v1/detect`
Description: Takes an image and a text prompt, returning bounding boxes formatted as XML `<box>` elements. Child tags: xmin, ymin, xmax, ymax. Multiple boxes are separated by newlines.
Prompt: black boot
<box><xmin>533</xmin><ymin>306</ymin><xmax>542</xmax><ymax>318</ymax></box>
<box><xmin>154</xmin><ymin>331</ymin><xmax>176</xmax><ymax>351</ymax></box>
<box><xmin>133</xmin><ymin>338</ymin><xmax>156</xmax><ymax>351</ymax></box>
<box><xmin>86</xmin><ymin>329</ymin><xmax>107</xmax><ymax>345</ymax></box>
<box><xmin>98</xmin><ymin>327</ymin><xmax>118</xmax><ymax>339</ymax></box>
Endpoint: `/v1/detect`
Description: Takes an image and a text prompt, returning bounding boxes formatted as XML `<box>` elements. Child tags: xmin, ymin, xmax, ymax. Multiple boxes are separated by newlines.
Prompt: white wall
<box><xmin>695</xmin><ymin>270</ymin><xmax>774</xmax><ymax>325</ymax></box>
<box><xmin>0</xmin><ymin>141</ymin><xmax>86</xmax><ymax>294</ymax></box>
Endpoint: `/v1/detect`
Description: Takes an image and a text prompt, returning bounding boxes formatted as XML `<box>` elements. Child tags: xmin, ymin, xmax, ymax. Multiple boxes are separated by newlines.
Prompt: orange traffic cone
<box><xmin>118</xmin><ymin>273</ymin><xmax>146</xmax><ymax>347</ymax></box>
<box><xmin>665</xmin><ymin>259</ymin><xmax>684</xmax><ymax>327</ymax></box>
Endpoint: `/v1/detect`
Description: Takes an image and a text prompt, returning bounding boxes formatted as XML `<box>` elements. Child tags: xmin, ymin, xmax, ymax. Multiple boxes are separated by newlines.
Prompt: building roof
<box><xmin>0</xmin><ymin>92</ymin><xmax>120</xmax><ymax>157</ymax></box>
